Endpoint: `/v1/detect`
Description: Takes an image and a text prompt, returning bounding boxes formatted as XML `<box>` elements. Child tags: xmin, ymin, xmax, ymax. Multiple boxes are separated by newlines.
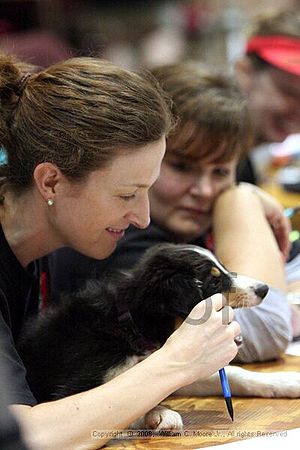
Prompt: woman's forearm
<box><xmin>12</xmin><ymin>349</ymin><xmax>182</xmax><ymax>450</ymax></box>
<box><xmin>213</xmin><ymin>186</ymin><xmax>287</xmax><ymax>292</ymax></box>
<box><xmin>11</xmin><ymin>296</ymin><xmax>240</xmax><ymax>450</ymax></box>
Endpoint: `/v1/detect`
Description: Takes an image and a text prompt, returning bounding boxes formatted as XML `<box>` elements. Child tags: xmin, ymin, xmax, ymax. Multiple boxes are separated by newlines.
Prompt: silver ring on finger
<box><xmin>234</xmin><ymin>334</ymin><xmax>243</xmax><ymax>347</ymax></box>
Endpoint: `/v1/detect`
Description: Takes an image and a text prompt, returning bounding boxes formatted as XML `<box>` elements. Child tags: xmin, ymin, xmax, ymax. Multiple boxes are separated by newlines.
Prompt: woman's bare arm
<box><xmin>213</xmin><ymin>185</ymin><xmax>286</xmax><ymax>292</ymax></box>
<box><xmin>11</xmin><ymin>295</ymin><xmax>240</xmax><ymax>450</ymax></box>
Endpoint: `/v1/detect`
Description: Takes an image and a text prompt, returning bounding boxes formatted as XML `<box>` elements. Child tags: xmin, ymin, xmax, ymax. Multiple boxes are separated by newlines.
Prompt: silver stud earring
<box><xmin>47</xmin><ymin>199</ymin><xmax>54</xmax><ymax>206</ymax></box>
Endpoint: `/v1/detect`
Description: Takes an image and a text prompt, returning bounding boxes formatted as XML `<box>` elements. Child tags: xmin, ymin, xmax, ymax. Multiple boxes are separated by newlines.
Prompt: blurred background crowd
<box><xmin>0</xmin><ymin>0</ymin><xmax>298</xmax><ymax>70</ymax></box>
<box><xmin>1</xmin><ymin>2</ymin><xmax>300</xmax><ymax>448</ymax></box>
<box><xmin>3</xmin><ymin>0</ymin><xmax>300</xmax><ymax>199</ymax></box>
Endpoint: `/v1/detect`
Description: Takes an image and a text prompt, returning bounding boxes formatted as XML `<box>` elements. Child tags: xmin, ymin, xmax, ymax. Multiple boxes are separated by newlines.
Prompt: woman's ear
<box><xmin>234</xmin><ymin>57</ymin><xmax>256</xmax><ymax>94</ymax></box>
<box><xmin>33</xmin><ymin>162</ymin><xmax>62</xmax><ymax>203</ymax></box>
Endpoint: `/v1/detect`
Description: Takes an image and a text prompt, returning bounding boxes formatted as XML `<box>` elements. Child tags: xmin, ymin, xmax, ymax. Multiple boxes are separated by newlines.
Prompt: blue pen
<box><xmin>219</xmin><ymin>368</ymin><xmax>234</xmax><ymax>420</ymax></box>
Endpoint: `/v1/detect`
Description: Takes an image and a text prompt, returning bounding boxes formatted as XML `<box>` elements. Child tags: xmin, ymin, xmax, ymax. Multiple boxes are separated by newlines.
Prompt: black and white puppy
<box><xmin>17</xmin><ymin>244</ymin><xmax>300</xmax><ymax>430</ymax></box>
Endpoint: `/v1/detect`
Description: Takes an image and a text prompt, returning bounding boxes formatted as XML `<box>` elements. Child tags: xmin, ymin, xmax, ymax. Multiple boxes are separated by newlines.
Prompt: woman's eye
<box><xmin>120</xmin><ymin>194</ymin><xmax>136</xmax><ymax>201</ymax></box>
<box><xmin>214</xmin><ymin>168</ymin><xmax>230</xmax><ymax>177</ymax></box>
<box><xmin>170</xmin><ymin>161</ymin><xmax>193</xmax><ymax>173</ymax></box>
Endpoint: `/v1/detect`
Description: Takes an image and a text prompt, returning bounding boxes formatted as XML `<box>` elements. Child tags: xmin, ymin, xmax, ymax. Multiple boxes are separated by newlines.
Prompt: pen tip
<box><xmin>225</xmin><ymin>397</ymin><xmax>234</xmax><ymax>421</ymax></box>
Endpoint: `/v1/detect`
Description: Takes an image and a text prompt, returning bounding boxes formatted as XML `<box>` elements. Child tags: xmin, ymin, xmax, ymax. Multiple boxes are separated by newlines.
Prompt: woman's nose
<box><xmin>189</xmin><ymin>176</ymin><xmax>214</xmax><ymax>198</ymax></box>
<box><xmin>126</xmin><ymin>198</ymin><xmax>150</xmax><ymax>229</ymax></box>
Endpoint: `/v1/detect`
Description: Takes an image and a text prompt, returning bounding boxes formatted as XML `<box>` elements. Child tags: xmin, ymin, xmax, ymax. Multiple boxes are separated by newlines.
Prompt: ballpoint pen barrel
<box><xmin>219</xmin><ymin>368</ymin><xmax>234</xmax><ymax>421</ymax></box>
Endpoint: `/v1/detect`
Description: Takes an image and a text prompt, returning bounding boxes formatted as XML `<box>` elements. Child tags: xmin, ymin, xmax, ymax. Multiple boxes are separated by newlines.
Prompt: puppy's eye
<box><xmin>211</xmin><ymin>267</ymin><xmax>221</xmax><ymax>277</ymax></box>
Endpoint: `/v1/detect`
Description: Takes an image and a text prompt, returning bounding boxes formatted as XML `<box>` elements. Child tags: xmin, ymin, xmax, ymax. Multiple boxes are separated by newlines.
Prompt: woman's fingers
<box><xmin>188</xmin><ymin>294</ymin><xmax>225</xmax><ymax>316</ymax></box>
<box><xmin>228</xmin><ymin>319</ymin><xmax>241</xmax><ymax>340</ymax></box>
<box><xmin>219</xmin><ymin>305</ymin><xmax>235</xmax><ymax>325</ymax></box>
<box><xmin>211</xmin><ymin>293</ymin><xmax>227</xmax><ymax>311</ymax></box>
<box><xmin>163</xmin><ymin>293</ymin><xmax>241</xmax><ymax>384</ymax></box>
<box><xmin>269</xmin><ymin>212</ymin><xmax>291</xmax><ymax>261</ymax></box>
<box><xmin>186</xmin><ymin>294</ymin><xmax>234</xmax><ymax>326</ymax></box>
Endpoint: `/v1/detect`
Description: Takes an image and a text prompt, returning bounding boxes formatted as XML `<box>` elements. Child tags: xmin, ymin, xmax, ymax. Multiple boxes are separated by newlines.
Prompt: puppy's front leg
<box><xmin>130</xmin><ymin>406</ymin><xmax>183</xmax><ymax>430</ymax></box>
<box><xmin>174</xmin><ymin>365</ymin><xmax>300</xmax><ymax>398</ymax></box>
<box><xmin>174</xmin><ymin>371</ymin><xmax>222</xmax><ymax>396</ymax></box>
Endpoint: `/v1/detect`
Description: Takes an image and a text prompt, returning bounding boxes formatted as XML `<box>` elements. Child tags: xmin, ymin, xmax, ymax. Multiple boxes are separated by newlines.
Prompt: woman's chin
<box><xmin>78</xmin><ymin>242</ymin><xmax>117</xmax><ymax>260</ymax></box>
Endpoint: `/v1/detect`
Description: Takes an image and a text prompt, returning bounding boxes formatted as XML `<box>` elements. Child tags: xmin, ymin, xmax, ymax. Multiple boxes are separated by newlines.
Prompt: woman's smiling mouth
<box><xmin>106</xmin><ymin>227</ymin><xmax>126</xmax><ymax>240</ymax></box>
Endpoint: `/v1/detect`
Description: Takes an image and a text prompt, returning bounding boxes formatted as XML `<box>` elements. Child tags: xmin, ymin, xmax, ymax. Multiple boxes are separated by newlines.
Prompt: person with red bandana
<box><xmin>234</xmin><ymin>8</ymin><xmax>300</xmax><ymax>185</ymax></box>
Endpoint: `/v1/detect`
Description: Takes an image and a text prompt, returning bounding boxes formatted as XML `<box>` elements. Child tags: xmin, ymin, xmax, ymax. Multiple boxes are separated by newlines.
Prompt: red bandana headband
<box><xmin>246</xmin><ymin>35</ymin><xmax>300</xmax><ymax>76</ymax></box>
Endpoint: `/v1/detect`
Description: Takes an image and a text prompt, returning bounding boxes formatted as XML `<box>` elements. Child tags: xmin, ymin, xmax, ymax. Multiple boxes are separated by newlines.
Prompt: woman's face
<box><xmin>243</xmin><ymin>67</ymin><xmax>300</xmax><ymax>143</ymax></box>
<box><xmin>51</xmin><ymin>137</ymin><xmax>165</xmax><ymax>259</ymax></box>
<box><xmin>149</xmin><ymin>151</ymin><xmax>237</xmax><ymax>242</ymax></box>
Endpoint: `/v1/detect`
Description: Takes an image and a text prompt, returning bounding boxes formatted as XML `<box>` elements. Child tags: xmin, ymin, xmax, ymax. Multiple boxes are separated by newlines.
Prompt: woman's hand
<box><xmin>239</xmin><ymin>183</ymin><xmax>291</xmax><ymax>261</ymax></box>
<box><xmin>161</xmin><ymin>294</ymin><xmax>240</xmax><ymax>385</ymax></box>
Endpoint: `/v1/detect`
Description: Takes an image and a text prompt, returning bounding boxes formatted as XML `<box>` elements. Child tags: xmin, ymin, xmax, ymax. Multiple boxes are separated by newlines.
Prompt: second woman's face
<box><xmin>50</xmin><ymin>136</ymin><xmax>166</xmax><ymax>259</ymax></box>
<box><xmin>149</xmin><ymin>152</ymin><xmax>237</xmax><ymax>242</ymax></box>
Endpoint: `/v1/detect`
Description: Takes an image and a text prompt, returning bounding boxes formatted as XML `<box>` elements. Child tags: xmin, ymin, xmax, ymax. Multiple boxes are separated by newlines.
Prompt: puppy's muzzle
<box><xmin>229</xmin><ymin>274</ymin><xmax>269</xmax><ymax>308</ymax></box>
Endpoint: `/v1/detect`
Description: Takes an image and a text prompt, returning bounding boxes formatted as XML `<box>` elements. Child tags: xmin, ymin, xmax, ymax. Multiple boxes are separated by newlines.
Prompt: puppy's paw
<box><xmin>144</xmin><ymin>406</ymin><xmax>183</xmax><ymax>430</ymax></box>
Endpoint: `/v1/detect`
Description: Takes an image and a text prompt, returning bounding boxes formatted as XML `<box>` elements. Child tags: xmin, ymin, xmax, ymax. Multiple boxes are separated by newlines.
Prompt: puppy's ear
<box><xmin>138</xmin><ymin>273</ymin><xmax>204</xmax><ymax>318</ymax></box>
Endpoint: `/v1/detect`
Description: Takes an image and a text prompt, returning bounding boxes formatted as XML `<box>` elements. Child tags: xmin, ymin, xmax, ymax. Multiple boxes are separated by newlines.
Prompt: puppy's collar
<box><xmin>116</xmin><ymin>303</ymin><xmax>156</xmax><ymax>354</ymax></box>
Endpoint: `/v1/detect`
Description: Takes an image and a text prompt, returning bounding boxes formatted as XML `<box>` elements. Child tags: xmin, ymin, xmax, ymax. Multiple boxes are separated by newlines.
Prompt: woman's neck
<box><xmin>1</xmin><ymin>190</ymin><xmax>57</xmax><ymax>267</ymax></box>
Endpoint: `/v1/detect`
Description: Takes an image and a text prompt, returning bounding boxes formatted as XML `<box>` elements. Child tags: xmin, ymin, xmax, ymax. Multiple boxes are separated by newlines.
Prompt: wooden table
<box><xmin>106</xmin><ymin>354</ymin><xmax>300</xmax><ymax>449</ymax></box>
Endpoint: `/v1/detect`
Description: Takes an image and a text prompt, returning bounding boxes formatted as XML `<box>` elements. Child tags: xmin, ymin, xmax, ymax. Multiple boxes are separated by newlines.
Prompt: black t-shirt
<box><xmin>0</xmin><ymin>225</ymin><xmax>39</xmax><ymax>406</ymax></box>
<box><xmin>0</xmin><ymin>350</ymin><xmax>29</xmax><ymax>449</ymax></box>
<box><xmin>47</xmin><ymin>222</ymin><xmax>207</xmax><ymax>303</ymax></box>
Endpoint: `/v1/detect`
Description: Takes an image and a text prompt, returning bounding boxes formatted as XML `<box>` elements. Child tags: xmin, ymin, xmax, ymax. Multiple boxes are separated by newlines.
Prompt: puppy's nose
<box><xmin>254</xmin><ymin>283</ymin><xmax>269</xmax><ymax>300</ymax></box>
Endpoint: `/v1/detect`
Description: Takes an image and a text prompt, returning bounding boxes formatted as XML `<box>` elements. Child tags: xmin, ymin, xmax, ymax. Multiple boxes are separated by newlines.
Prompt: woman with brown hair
<box><xmin>0</xmin><ymin>55</ymin><xmax>240</xmax><ymax>449</ymax></box>
<box><xmin>48</xmin><ymin>61</ymin><xmax>296</xmax><ymax>365</ymax></box>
